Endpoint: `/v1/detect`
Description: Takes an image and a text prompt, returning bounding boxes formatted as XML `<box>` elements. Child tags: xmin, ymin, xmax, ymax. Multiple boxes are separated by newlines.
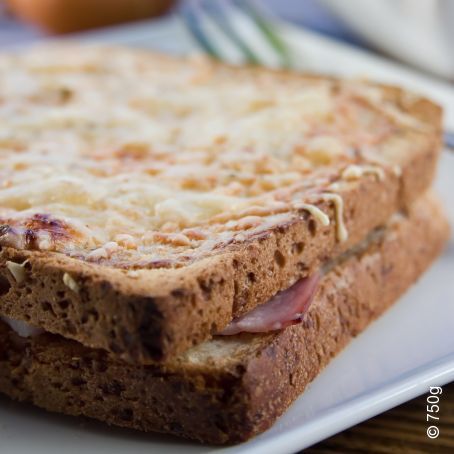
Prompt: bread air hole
<box><xmin>58</xmin><ymin>299</ymin><xmax>70</xmax><ymax>310</ymax></box>
<box><xmin>274</xmin><ymin>250</ymin><xmax>286</xmax><ymax>268</ymax></box>
<box><xmin>308</xmin><ymin>219</ymin><xmax>317</xmax><ymax>236</ymax></box>
<box><xmin>292</xmin><ymin>242</ymin><xmax>305</xmax><ymax>255</ymax></box>
<box><xmin>0</xmin><ymin>275</ymin><xmax>11</xmax><ymax>296</ymax></box>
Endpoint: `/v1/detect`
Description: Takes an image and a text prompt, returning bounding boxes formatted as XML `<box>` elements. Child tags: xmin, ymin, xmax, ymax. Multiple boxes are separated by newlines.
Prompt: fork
<box><xmin>181</xmin><ymin>0</ymin><xmax>292</xmax><ymax>68</ymax></box>
<box><xmin>181</xmin><ymin>0</ymin><xmax>454</xmax><ymax>151</ymax></box>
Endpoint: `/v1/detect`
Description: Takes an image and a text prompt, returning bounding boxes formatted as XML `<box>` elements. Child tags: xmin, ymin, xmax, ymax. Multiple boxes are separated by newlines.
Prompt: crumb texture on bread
<box><xmin>0</xmin><ymin>44</ymin><xmax>443</xmax><ymax>362</ymax></box>
<box><xmin>0</xmin><ymin>193</ymin><xmax>448</xmax><ymax>444</ymax></box>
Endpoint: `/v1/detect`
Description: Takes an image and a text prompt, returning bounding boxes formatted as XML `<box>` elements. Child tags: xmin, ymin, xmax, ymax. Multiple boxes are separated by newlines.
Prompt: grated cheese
<box><xmin>0</xmin><ymin>45</ymin><xmax>423</xmax><ymax>267</ymax></box>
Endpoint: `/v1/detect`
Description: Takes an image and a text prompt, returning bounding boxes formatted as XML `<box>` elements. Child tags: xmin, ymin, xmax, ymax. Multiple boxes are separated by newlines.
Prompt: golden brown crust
<box><xmin>0</xmin><ymin>57</ymin><xmax>443</xmax><ymax>362</ymax></box>
<box><xmin>0</xmin><ymin>193</ymin><xmax>449</xmax><ymax>444</ymax></box>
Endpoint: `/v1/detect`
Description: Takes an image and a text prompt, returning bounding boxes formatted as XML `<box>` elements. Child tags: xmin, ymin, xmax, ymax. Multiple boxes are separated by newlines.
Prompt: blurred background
<box><xmin>0</xmin><ymin>0</ymin><xmax>453</xmax><ymax>81</ymax></box>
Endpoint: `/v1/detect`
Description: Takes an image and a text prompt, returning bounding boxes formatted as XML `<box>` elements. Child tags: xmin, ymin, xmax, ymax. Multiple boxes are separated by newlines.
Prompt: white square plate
<box><xmin>1</xmin><ymin>17</ymin><xmax>453</xmax><ymax>454</ymax></box>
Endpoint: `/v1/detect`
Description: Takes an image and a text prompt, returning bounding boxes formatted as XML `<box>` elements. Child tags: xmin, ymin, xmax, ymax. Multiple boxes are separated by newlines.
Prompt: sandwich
<box><xmin>0</xmin><ymin>44</ymin><xmax>449</xmax><ymax>444</ymax></box>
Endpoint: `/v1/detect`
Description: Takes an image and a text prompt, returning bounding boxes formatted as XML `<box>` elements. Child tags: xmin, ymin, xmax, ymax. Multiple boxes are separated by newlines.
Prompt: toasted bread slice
<box><xmin>0</xmin><ymin>192</ymin><xmax>449</xmax><ymax>444</ymax></box>
<box><xmin>0</xmin><ymin>45</ymin><xmax>443</xmax><ymax>362</ymax></box>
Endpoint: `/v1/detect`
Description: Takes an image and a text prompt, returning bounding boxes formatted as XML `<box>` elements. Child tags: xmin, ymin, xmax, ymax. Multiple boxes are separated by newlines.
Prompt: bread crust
<box><xmin>0</xmin><ymin>193</ymin><xmax>449</xmax><ymax>444</ymax></box>
<box><xmin>0</xmin><ymin>62</ymin><xmax>443</xmax><ymax>362</ymax></box>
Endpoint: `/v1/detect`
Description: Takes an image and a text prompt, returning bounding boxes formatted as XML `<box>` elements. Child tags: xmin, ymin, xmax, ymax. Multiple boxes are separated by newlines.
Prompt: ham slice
<box><xmin>219</xmin><ymin>272</ymin><xmax>321</xmax><ymax>335</ymax></box>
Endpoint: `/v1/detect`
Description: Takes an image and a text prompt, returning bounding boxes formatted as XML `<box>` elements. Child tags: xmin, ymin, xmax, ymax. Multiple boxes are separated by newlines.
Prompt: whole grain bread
<box><xmin>0</xmin><ymin>45</ymin><xmax>443</xmax><ymax>362</ymax></box>
<box><xmin>0</xmin><ymin>192</ymin><xmax>448</xmax><ymax>444</ymax></box>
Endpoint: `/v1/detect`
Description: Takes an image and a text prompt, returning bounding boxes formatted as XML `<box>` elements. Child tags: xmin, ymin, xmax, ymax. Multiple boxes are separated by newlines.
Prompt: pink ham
<box><xmin>219</xmin><ymin>272</ymin><xmax>321</xmax><ymax>335</ymax></box>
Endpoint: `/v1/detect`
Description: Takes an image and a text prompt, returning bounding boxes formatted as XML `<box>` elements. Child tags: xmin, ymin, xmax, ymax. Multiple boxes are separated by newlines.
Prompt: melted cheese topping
<box><xmin>0</xmin><ymin>45</ymin><xmax>421</xmax><ymax>267</ymax></box>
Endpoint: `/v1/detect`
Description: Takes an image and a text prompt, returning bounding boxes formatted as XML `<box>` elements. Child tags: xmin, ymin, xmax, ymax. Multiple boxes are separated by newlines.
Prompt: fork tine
<box><xmin>181</xmin><ymin>4</ymin><xmax>223</xmax><ymax>60</ymax></box>
<box><xmin>234</xmin><ymin>0</ymin><xmax>293</xmax><ymax>68</ymax></box>
<box><xmin>203</xmin><ymin>0</ymin><xmax>261</xmax><ymax>65</ymax></box>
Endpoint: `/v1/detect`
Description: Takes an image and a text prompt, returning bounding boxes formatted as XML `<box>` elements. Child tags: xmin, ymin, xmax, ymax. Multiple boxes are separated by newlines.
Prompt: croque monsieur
<box><xmin>0</xmin><ymin>45</ymin><xmax>449</xmax><ymax>444</ymax></box>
